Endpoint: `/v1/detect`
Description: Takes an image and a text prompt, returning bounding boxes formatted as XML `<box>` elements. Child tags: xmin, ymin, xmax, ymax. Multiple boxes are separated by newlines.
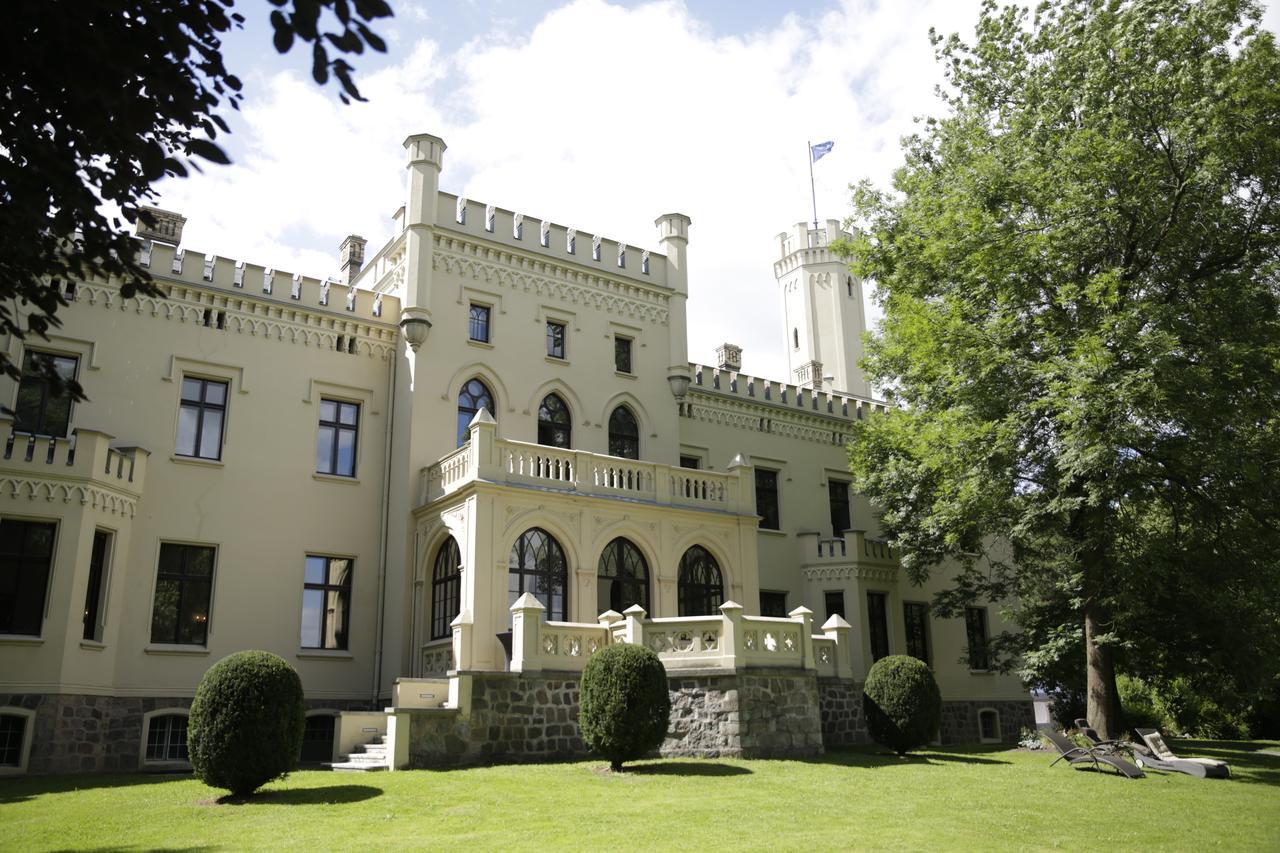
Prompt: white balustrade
<box><xmin>420</xmin><ymin>638</ymin><xmax>455</xmax><ymax>675</ymax></box>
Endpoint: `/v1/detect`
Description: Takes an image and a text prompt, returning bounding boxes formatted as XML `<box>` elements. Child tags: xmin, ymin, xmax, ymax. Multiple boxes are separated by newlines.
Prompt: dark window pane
<box><xmin>176</xmin><ymin>378</ymin><xmax>227</xmax><ymax>460</ymax></box>
<box><xmin>508</xmin><ymin>528</ymin><xmax>568</xmax><ymax>621</ymax></box>
<box><xmin>607</xmin><ymin>406</ymin><xmax>639</xmax><ymax>459</ymax></box>
<box><xmin>755</xmin><ymin>469</ymin><xmax>780</xmax><ymax>530</ymax></box>
<box><xmin>0</xmin><ymin>519</ymin><xmax>58</xmax><ymax>636</ymax></box>
<box><xmin>14</xmin><ymin>351</ymin><xmax>78</xmax><ymax>436</ymax></box>
<box><xmin>468</xmin><ymin>304</ymin><xmax>490</xmax><ymax>342</ymax></box>
<box><xmin>614</xmin><ymin>337</ymin><xmax>632</xmax><ymax>373</ymax></box>
<box><xmin>679</xmin><ymin>455</ymin><xmax>700</xmax><ymax>470</ymax></box>
<box><xmin>537</xmin><ymin>394</ymin><xmax>572</xmax><ymax>448</ymax></box>
<box><xmin>829</xmin><ymin>481</ymin><xmax>851</xmax><ymax>537</ymax></box>
<box><xmin>300</xmin><ymin>715</ymin><xmax>336</xmax><ymax>763</ymax></box>
<box><xmin>0</xmin><ymin>715</ymin><xmax>25</xmax><ymax>766</ymax></box>
<box><xmin>301</xmin><ymin>556</ymin><xmax>354</xmax><ymax>650</ymax></box>
<box><xmin>760</xmin><ymin>591</ymin><xmax>787</xmax><ymax>618</ymax></box>
<box><xmin>151</xmin><ymin>544</ymin><xmax>215</xmax><ymax>645</ymax></box>
<box><xmin>824</xmin><ymin>591</ymin><xmax>845</xmax><ymax>621</ymax></box>
<box><xmin>966</xmin><ymin>607</ymin><xmax>990</xmax><ymax>670</ymax></box>
<box><xmin>597</xmin><ymin>537</ymin><xmax>649</xmax><ymax>615</ymax></box>
<box><xmin>677</xmin><ymin>546</ymin><xmax>722</xmax><ymax>616</ymax></box>
<box><xmin>431</xmin><ymin>538</ymin><xmax>462</xmax><ymax>640</ymax></box>
<box><xmin>904</xmin><ymin>602</ymin><xmax>930</xmax><ymax>665</ymax></box>
<box><xmin>546</xmin><ymin>322</ymin><xmax>565</xmax><ymax>358</ymax></box>
<box><xmin>82</xmin><ymin>530</ymin><xmax>111</xmax><ymax>641</ymax></box>
<box><xmin>867</xmin><ymin>592</ymin><xmax>889</xmax><ymax>661</ymax></box>
<box><xmin>457</xmin><ymin>379</ymin><xmax>495</xmax><ymax>447</ymax></box>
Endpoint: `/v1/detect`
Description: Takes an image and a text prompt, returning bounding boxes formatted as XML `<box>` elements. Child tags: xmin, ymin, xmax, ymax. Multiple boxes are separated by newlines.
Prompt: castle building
<box><xmin>0</xmin><ymin>133</ymin><xmax>1031</xmax><ymax>774</ymax></box>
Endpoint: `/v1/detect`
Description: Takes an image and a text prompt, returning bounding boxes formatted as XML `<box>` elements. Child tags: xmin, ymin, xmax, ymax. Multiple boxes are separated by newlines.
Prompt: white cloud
<box><xmin>152</xmin><ymin>0</ymin><xmax>1280</xmax><ymax>384</ymax></box>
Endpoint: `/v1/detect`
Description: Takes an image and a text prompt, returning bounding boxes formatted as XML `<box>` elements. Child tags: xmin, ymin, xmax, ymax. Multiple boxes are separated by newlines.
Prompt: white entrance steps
<box><xmin>329</xmin><ymin>735</ymin><xmax>388</xmax><ymax>772</ymax></box>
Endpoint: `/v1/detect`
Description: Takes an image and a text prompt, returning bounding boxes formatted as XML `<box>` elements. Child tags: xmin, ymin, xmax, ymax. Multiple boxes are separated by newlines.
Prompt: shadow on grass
<box><xmin>214</xmin><ymin>784</ymin><xmax>382</xmax><ymax>806</ymax></box>
<box><xmin>807</xmin><ymin>744</ymin><xmax>1014</xmax><ymax>769</ymax></box>
<box><xmin>622</xmin><ymin>761</ymin><xmax>752</xmax><ymax>777</ymax></box>
<box><xmin>47</xmin><ymin>848</ymin><xmax>215</xmax><ymax>853</ymax></box>
<box><xmin>0</xmin><ymin>772</ymin><xmax>192</xmax><ymax>805</ymax></box>
<box><xmin>1167</xmin><ymin>739</ymin><xmax>1280</xmax><ymax>787</ymax></box>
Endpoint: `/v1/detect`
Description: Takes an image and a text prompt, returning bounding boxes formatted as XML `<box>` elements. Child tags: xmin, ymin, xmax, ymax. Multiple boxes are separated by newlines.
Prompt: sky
<box><xmin>152</xmin><ymin>0</ymin><xmax>1280</xmax><ymax>383</ymax></box>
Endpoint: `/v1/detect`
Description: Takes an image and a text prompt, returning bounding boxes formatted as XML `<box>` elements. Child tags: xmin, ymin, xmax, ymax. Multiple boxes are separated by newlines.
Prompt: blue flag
<box><xmin>811</xmin><ymin>140</ymin><xmax>834</xmax><ymax>162</ymax></box>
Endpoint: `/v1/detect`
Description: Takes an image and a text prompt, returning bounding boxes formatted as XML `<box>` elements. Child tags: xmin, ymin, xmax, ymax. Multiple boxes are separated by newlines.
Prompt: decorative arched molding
<box><xmin>599</xmin><ymin>391</ymin><xmax>653</xmax><ymax>438</ymax></box>
<box><xmin>586</xmin><ymin>524</ymin><xmax>661</xmax><ymax>618</ymax></box>
<box><xmin>500</xmin><ymin>511</ymin><xmax>584</xmax><ymax>573</ymax></box>
<box><xmin>440</xmin><ymin>362</ymin><xmax>513</xmax><ymax>415</ymax></box>
<box><xmin>668</xmin><ymin>532</ymin><xmax>735</xmax><ymax>591</ymax></box>
<box><xmin>0</xmin><ymin>707</ymin><xmax>37</xmax><ymax>775</ymax></box>
<box><xmin>524</xmin><ymin>379</ymin><xmax>586</xmax><ymax>426</ymax></box>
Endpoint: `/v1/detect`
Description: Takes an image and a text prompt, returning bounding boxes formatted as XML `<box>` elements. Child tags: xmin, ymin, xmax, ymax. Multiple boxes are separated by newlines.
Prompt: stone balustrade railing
<box><xmin>800</xmin><ymin>529</ymin><xmax>899</xmax><ymax>569</ymax></box>
<box><xmin>419</xmin><ymin>637</ymin><xmax>455</xmax><ymax>676</ymax></box>
<box><xmin>419</xmin><ymin>409</ymin><xmax>755</xmax><ymax>516</ymax></box>
<box><xmin>506</xmin><ymin>594</ymin><xmax>856</xmax><ymax>679</ymax></box>
<box><xmin>0</xmin><ymin>418</ymin><xmax>149</xmax><ymax>496</ymax></box>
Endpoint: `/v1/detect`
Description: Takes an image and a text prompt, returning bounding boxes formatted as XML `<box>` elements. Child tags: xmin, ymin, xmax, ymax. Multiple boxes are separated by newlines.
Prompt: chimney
<box><xmin>339</xmin><ymin>234</ymin><xmax>367</xmax><ymax>284</ymax></box>
<box><xmin>135</xmin><ymin>206</ymin><xmax>186</xmax><ymax>245</ymax></box>
<box><xmin>716</xmin><ymin>342</ymin><xmax>742</xmax><ymax>372</ymax></box>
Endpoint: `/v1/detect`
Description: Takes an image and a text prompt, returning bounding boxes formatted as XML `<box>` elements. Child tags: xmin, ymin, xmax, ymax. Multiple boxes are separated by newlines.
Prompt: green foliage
<box><xmin>862</xmin><ymin>655</ymin><xmax>942</xmax><ymax>755</ymax></box>
<box><xmin>841</xmin><ymin>0</ymin><xmax>1280</xmax><ymax>737</ymax></box>
<box><xmin>188</xmin><ymin>650</ymin><xmax>306</xmax><ymax>797</ymax></box>
<box><xmin>1116</xmin><ymin>675</ymin><xmax>1162</xmax><ymax>732</ymax></box>
<box><xmin>578</xmin><ymin>644</ymin><xmax>671</xmax><ymax>771</ymax></box>
<box><xmin>0</xmin><ymin>1</ymin><xmax>390</xmax><ymax>397</ymax></box>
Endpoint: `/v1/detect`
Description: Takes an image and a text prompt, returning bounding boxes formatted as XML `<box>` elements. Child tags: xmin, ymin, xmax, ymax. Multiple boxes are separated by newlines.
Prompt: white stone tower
<box><xmin>773</xmin><ymin>219</ymin><xmax>870</xmax><ymax>398</ymax></box>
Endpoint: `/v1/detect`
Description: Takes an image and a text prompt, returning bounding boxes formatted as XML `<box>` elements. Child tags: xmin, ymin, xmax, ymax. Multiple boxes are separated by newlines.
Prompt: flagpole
<box><xmin>807</xmin><ymin>140</ymin><xmax>818</xmax><ymax>231</ymax></box>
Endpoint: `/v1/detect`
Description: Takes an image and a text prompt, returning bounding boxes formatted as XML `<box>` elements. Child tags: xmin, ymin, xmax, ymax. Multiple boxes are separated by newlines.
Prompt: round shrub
<box><xmin>188</xmin><ymin>650</ymin><xmax>305</xmax><ymax>797</ymax></box>
<box><xmin>579</xmin><ymin>643</ymin><xmax>671</xmax><ymax>771</ymax></box>
<box><xmin>862</xmin><ymin>655</ymin><xmax>942</xmax><ymax>755</ymax></box>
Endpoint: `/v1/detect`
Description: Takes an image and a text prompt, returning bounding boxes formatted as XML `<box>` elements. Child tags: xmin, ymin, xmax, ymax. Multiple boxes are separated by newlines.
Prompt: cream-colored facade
<box><xmin>0</xmin><ymin>132</ymin><xmax>1027</xmax><ymax>774</ymax></box>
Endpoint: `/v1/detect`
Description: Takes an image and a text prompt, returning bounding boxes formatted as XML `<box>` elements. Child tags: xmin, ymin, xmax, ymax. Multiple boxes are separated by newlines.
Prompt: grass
<box><xmin>2</xmin><ymin>739</ymin><xmax>1279</xmax><ymax>851</ymax></box>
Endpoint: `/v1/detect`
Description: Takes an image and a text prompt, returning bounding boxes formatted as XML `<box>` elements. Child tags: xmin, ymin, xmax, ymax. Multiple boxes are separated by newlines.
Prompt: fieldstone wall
<box><xmin>817</xmin><ymin>678</ymin><xmax>867</xmax><ymax>747</ymax></box>
<box><xmin>939</xmin><ymin>699</ymin><xmax>1035</xmax><ymax>745</ymax></box>
<box><xmin>408</xmin><ymin>672</ymin><xmax>584</xmax><ymax>767</ymax></box>
<box><xmin>408</xmin><ymin>668</ymin><xmax>827</xmax><ymax>767</ymax></box>
<box><xmin>663</xmin><ymin>669</ymin><xmax>824</xmax><ymax>759</ymax></box>
<box><xmin>0</xmin><ymin>693</ymin><xmax>376</xmax><ymax>775</ymax></box>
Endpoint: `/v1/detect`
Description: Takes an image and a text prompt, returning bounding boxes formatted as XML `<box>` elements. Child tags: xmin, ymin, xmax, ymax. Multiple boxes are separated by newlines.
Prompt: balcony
<box><xmin>798</xmin><ymin>529</ymin><xmax>899</xmax><ymax>582</ymax></box>
<box><xmin>419</xmin><ymin>410</ymin><xmax>754</xmax><ymax>515</ymax></box>
<box><xmin>0</xmin><ymin>418</ymin><xmax>148</xmax><ymax>514</ymax></box>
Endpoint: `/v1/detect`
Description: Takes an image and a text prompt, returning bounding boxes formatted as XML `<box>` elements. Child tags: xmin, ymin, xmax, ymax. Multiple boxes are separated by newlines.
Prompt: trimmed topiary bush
<box><xmin>188</xmin><ymin>650</ymin><xmax>305</xmax><ymax>797</ymax></box>
<box><xmin>579</xmin><ymin>643</ymin><xmax>671</xmax><ymax>771</ymax></box>
<box><xmin>862</xmin><ymin>654</ymin><xmax>942</xmax><ymax>755</ymax></box>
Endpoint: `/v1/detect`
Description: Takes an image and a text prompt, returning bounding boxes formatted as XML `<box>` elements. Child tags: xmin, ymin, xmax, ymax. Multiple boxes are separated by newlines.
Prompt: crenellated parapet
<box><xmin>687</xmin><ymin>362</ymin><xmax>888</xmax><ymax>423</ymax></box>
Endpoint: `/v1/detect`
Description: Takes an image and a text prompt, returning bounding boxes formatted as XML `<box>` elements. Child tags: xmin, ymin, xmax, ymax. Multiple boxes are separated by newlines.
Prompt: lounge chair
<box><xmin>1042</xmin><ymin>728</ymin><xmax>1145</xmax><ymax>778</ymax></box>
<box><xmin>1132</xmin><ymin>728</ymin><xmax>1230</xmax><ymax>779</ymax></box>
<box><xmin>1073</xmin><ymin>718</ymin><xmax>1133</xmax><ymax>755</ymax></box>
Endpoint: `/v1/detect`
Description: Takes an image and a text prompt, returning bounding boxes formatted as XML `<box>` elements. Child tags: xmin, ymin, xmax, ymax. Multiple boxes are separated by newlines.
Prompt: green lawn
<box><xmin>3</xmin><ymin>740</ymin><xmax>1279</xmax><ymax>851</ymax></box>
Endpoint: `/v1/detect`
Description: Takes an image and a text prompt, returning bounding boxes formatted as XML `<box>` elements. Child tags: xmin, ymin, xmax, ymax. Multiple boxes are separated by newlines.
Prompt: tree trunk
<box><xmin>1084</xmin><ymin>601</ymin><xmax>1123</xmax><ymax>739</ymax></box>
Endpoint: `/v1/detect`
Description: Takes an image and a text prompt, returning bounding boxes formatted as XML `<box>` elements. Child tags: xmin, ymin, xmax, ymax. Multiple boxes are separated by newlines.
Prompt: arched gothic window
<box><xmin>457</xmin><ymin>378</ymin><xmax>494</xmax><ymax>447</ymax></box>
<box><xmin>678</xmin><ymin>545</ymin><xmax>724</xmax><ymax>616</ymax></box>
<box><xmin>509</xmin><ymin>528</ymin><xmax>568</xmax><ymax>621</ymax></box>
<box><xmin>607</xmin><ymin>406</ymin><xmax>640</xmax><ymax>460</ymax></box>
<box><xmin>431</xmin><ymin>538</ymin><xmax>462</xmax><ymax>640</ymax></box>
<box><xmin>597</xmin><ymin>537</ymin><xmax>649</xmax><ymax>615</ymax></box>
<box><xmin>537</xmin><ymin>393</ymin><xmax>572</xmax><ymax>448</ymax></box>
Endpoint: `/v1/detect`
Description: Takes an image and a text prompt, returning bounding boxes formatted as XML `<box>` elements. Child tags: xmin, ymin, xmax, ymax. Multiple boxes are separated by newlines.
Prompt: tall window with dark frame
<box><xmin>456</xmin><ymin>378</ymin><xmax>495</xmax><ymax>448</ymax></box>
<box><xmin>316</xmin><ymin>399</ymin><xmax>359</xmax><ymax>477</ymax></box>
<box><xmin>82</xmin><ymin>530</ymin><xmax>112</xmax><ymax>642</ymax></box>
<box><xmin>468</xmin><ymin>303</ymin><xmax>491</xmax><ymax>342</ymax></box>
<box><xmin>145</xmin><ymin>715</ymin><xmax>188</xmax><ymax>762</ymax></box>
<box><xmin>546</xmin><ymin>321</ymin><xmax>566</xmax><ymax>359</ymax></box>
<box><xmin>537</xmin><ymin>393</ymin><xmax>572</xmax><ymax>448</ymax></box>
<box><xmin>965</xmin><ymin>606</ymin><xmax>990</xmax><ymax>670</ymax></box>
<box><xmin>607</xmin><ymin>406</ymin><xmax>639</xmax><ymax>459</ymax></box>
<box><xmin>597</xmin><ymin>537</ymin><xmax>649</xmax><ymax>615</ymax></box>
<box><xmin>677</xmin><ymin>545</ymin><xmax>723</xmax><ymax>616</ymax></box>
<box><xmin>431</xmin><ymin>538</ymin><xmax>462</xmax><ymax>640</ymax></box>
<box><xmin>828</xmin><ymin>480</ymin><xmax>851</xmax><ymax>537</ymax></box>
<box><xmin>175</xmin><ymin>377</ymin><xmax>227</xmax><ymax>460</ymax></box>
<box><xmin>150</xmin><ymin>543</ymin><xmax>214</xmax><ymax>645</ymax></box>
<box><xmin>679</xmin><ymin>455</ymin><xmax>701</xmax><ymax>470</ymax></box>
<box><xmin>903</xmin><ymin>601</ymin><xmax>930</xmax><ymax>665</ymax></box>
<box><xmin>867</xmin><ymin>591</ymin><xmax>890</xmax><ymax>662</ymax></box>
<box><xmin>0</xmin><ymin>519</ymin><xmax>57</xmax><ymax>636</ymax></box>
<box><xmin>824</xmin><ymin>590</ymin><xmax>845</xmax><ymax>621</ymax></box>
<box><xmin>614</xmin><ymin>336</ymin><xmax>633</xmax><ymax>373</ymax></box>
<box><xmin>755</xmin><ymin>469</ymin><xmax>780</xmax><ymax>530</ymax></box>
<box><xmin>0</xmin><ymin>715</ymin><xmax>25</xmax><ymax>766</ymax></box>
<box><xmin>508</xmin><ymin>528</ymin><xmax>568</xmax><ymax>621</ymax></box>
<box><xmin>13</xmin><ymin>351</ymin><xmax>77</xmax><ymax>436</ymax></box>
<box><xmin>301</xmin><ymin>556</ymin><xmax>352</xmax><ymax>650</ymax></box>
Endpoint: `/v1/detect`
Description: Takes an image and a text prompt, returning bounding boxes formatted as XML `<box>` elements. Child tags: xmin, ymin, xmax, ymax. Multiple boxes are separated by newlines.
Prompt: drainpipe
<box><xmin>370</xmin><ymin>338</ymin><xmax>398</xmax><ymax>709</ymax></box>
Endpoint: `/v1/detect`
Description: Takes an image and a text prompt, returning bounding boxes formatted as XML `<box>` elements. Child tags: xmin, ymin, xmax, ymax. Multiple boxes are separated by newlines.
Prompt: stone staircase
<box><xmin>329</xmin><ymin>735</ymin><xmax>388</xmax><ymax>772</ymax></box>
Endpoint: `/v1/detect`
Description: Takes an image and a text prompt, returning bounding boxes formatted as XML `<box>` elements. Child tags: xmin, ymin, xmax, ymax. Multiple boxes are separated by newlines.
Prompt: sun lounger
<box><xmin>1073</xmin><ymin>718</ymin><xmax>1132</xmax><ymax>755</ymax></box>
<box><xmin>1042</xmin><ymin>728</ymin><xmax>1144</xmax><ymax>778</ymax></box>
<box><xmin>1132</xmin><ymin>728</ymin><xmax>1230</xmax><ymax>779</ymax></box>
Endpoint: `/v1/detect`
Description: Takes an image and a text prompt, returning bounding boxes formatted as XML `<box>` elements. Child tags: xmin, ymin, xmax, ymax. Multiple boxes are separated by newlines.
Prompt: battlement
<box><xmin>774</xmin><ymin>220</ymin><xmax>852</xmax><ymax>278</ymax></box>
<box><xmin>436</xmin><ymin>193</ymin><xmax>671</xmax><ymax>291</ymax></box>
<box><xmin>688</xmin><ymin>362</ymin><xmax>888</xmax><ymax>423</ymax></box>
<box><xmin>135</xmin><ymin>239</ymin><xmax>401</xmax><ymax>326</ymax></box>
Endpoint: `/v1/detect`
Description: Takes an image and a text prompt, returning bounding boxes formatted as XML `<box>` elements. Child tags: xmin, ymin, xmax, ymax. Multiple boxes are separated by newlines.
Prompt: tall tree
<box><xmin>842</xmin><ymin>0</ymin><xmax>1280</xmax><ymax>738</ymax></box>
<box><xmin>0</xmin><ymin>0</ymin><xmax>391</xmax><ymax>398</ymax></box>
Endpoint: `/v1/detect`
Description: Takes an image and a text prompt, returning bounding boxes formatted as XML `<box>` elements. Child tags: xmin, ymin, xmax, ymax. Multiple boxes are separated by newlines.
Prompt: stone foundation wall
<box><xmin>817</xmin><ymin>678</ymin><xmax>867</xmax><ymax>747</ymax></box>
<box><xmin>939</xmin><ymin>699</ymin><xmax>1035</xmax><ymax>745</ymax></box>
<box><xmin>0</xmin><ymin>693</ymin><xmax>376</xmax><ymax>775</ymax></box>
<box><xmin>408</xmin><ymin>668</ymin><xmax>828</xmax><ymax>768</ymax></box>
